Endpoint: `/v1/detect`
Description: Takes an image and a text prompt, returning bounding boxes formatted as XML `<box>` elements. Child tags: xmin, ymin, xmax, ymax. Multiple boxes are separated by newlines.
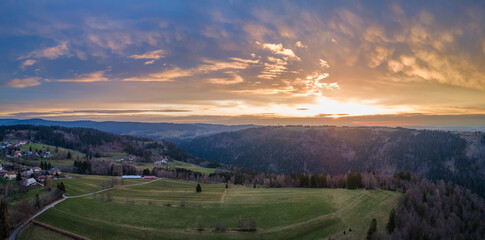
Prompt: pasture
<box><xmin>30</xmin><ymin>177</ymin><xmax>401</xmax><ymax>240</ymax></box>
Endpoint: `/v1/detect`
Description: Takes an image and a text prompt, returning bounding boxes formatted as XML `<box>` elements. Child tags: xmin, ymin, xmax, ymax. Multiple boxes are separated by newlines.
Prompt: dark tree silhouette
<box><xmin>0</xmin><ymin>200</ymin><xmax>10</xmax><ymax>238</ymax></box>
<box><xmin>196</xmin><ymin>183</ymin><xmax>202</xmax><ymax>193</ymax></box>
<box><xmin>366</xmin><ymin>218</ymin><xmax>377</xmax><ymax>240</ymax></box>
<box><xmin>386</xmin><ymin>209</ymin><xmax>396</xmax><ymax>234</ymax></box>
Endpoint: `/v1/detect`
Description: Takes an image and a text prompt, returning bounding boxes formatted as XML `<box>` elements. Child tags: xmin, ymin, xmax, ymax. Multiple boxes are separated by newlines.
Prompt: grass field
<box><xmin>19</xmin><ymin>224</ymin><xmax>71</xmax><ymax>240</ymax></box>
<box><xmin>54</xmin><ymin>174</ymin><xmax>150</xmax><ymax>197</ymax></box>
<box><xmin>31</xmin><ymin>177</ymin><xmax>401</xmax><ymax>240</ymax></box>
<box><xmin>20</xmin><ymin>143</ymin><xmax>84</xmax><ymax>159</ymax></box>
<box><xmin>136</xmin><ymin>160</ymin><xmax>216</xmax><ymax>175</ymax></box>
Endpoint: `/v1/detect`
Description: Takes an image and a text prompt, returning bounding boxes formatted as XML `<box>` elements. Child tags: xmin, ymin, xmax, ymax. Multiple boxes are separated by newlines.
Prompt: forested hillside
<box><xmin>181</xmin><ymin>126</ymin><xmax>485</xmax><ymax>196</ymax></box>
<box><xmin>0</xmin><ymin>125</ymin><xmax>154</xmax><ymax>161</ymax></box>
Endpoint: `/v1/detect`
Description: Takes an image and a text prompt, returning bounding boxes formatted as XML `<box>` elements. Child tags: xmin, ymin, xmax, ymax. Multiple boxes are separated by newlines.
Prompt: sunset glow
<box><xmin>1</xmin><ymin>1</ymin><xmax>485</xmax><ymax>128</ymax></box>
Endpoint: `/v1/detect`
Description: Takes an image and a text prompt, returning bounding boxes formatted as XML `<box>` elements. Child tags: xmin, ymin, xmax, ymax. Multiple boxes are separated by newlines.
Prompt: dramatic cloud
<box><xmin>258</xmin><ymin>56</ymin><xmax>288</xmax><ymax>79</ymax></box>
<box><xmin>18</xmin><ymin>41</ymin><xmax>70</xmax><ymax>60</ymax></box>
<box><xmin>4</xmin><ymin>77</ymin><xmax>42</xmax><ymax>88</ymax></box>
<box><xmin>295</xmin><ymin>41</ymin><xmax>308</xmax><ymax>48</ymax></box>
<box><xmin>56</xmin><ymin>71</ymin><xmax>109</xmax><ymax>82</ymax></box>
<box><xmin>1</xmin><ymin>1</ymin><xmax>485</xmax><ymax>128</ymax></box>
<box><xmin>20</xmin><ymin>59</ymin><xmax>37</xmax><ymax>69</ymax></box>
<box><xmin>256</xmin><ymin>42</ymin><xmax>301</xmax><ymax>61</ymax></box>
<box><xmin>128</xmin><ymin>49</ymin><xmax>165</xmax><ymax>60</ymax></box>
<box><xmin>207</xmin><ymin>73</ymin><xmax>244</xmax><ymax>85</ymax></box>
<box><xmin>123</xmin><ymin>67</ymin><xmax>192</xmax><ymax>82</ymax></box>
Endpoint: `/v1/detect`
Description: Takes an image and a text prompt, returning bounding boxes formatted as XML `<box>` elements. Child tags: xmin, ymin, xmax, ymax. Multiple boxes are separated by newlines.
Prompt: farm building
<box><xmin>22</xmin><ymin>178</ymin><xmax>37</xmax><ymax>186</ymax></box>
<box><xmin>122</xmin><ymin>175</ymin><xmax>141</xmax><ymax>179</ymax></box>
<box><xmin>143</xmin><ymin>176</ymin><xmax>156</xmax><ymax>179</ymax></box>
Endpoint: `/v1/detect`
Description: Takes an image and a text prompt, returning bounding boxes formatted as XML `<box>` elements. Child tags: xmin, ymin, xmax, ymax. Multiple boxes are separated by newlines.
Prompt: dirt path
<box><xmin>220</xmin><ymin>189</ymin><xmax>226</xmax><ymax>203</ymax></box>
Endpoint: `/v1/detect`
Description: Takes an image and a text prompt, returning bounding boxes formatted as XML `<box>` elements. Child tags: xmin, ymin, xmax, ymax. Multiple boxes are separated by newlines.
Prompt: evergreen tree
<box><xmin>196</xmin><ymin>183</ymin><xmax>202</xmax><ymax>193</ymax></box>
<box><xmin>366</xmin><ymin>218</ymin><xmax>377</xmax><ymax>240</ymax></box>
<box><xmin>67</xmin><ymin>151</ymin><xmax>72</xmax><ymax>159</ymax></box>
<box><xmin>57</xmin><ymin>182</ymin><xmax>66</xmax><ymax>193</ymax></box>
<box><xmin>47</xmin><ymin>163</ymin><xmax>52</xmax><ymax>169</ymax></box>
<box><xmin>35</xmin><ymin>193</ymin><xmax>41</xmax><ymax>209</ymax></box>
<box><xmin>16</xmin><ymin>171</ymin><xmax>21</xmax><ymax>181</ymax></box>
<box><xmin>29</xmin><ymin>146</ymin><xmax>32</xmax><ymax>151</ymax></box>
<box><xmin>386</xmin><ymin>209</ymin><xmax>396</xmax><ymax>234</ymax></box>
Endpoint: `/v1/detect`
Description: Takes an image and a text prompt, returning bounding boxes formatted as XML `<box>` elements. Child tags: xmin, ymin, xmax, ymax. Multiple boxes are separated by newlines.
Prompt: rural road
<box><xmin>9</xmin><ymin>178</ymin><xmax>161</xmax><ymax>240</ymax></box>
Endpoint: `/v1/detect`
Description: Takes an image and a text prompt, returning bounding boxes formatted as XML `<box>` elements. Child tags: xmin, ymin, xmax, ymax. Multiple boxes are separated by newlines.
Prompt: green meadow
<box><xmin>136</xmin><ymin>160</ymin><xmax>216</xmax><ymax>175</ymax></box>
<box><xmin>20</xmin><ymin>143</ymin><xmax>84</xmax><ymax>158</ymax></box>
<box><xmin>29</xmin><ymin>177</ymin><xmax>401</xmax><ymax>240</ymax></box>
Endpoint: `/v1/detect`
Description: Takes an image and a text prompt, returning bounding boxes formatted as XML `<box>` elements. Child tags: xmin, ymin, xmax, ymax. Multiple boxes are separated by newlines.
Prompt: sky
<box><xmin>1</xmin><ymin>0</ymin><xmax>485</xmax><ymax>128</ymax></box>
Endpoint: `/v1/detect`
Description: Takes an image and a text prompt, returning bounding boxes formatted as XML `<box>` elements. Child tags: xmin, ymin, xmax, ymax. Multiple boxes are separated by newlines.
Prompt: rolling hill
<box><xmin>0</xmin><ymin>119</ymin><xmax>255</xmax><ymax>142</ymax></box>
<box><xmin>181</xmin><ymin>126</ymin><xmax>485</xmax><ymax>197</ymax></box>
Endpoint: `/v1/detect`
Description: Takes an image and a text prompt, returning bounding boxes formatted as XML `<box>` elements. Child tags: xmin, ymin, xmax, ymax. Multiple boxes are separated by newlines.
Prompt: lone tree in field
<box><xmin>366</xmin><ymin>218</ymin><xmax>377</xmax><ymax>240</ymax></box>
<box><xmin>249</xmin><ymin>217</ymin><xmax>257</xmax><ymax>231</ymax></box>
<box><xmin>237</xmin><ymin>215</ymin><xmax>245</xmax><ymax>230</ymax></box>
<box><xmin>67</xmin><ymin>151</ymin><xmax>72</xmax><ymax>159</ymax></box>
<box><xmin>196</xmin><ymin>183</ymin><xmax>202</xmax><ymax>193</ymax></box>
<box><xmin>386</xmin><ymin>209</ymin><xmax>396</xmax><ymax>234</ymax></box>
<box><xmin>196</xmin><ymin>215</ymin><xmax>203</xmax><ymax>231</ymax></box>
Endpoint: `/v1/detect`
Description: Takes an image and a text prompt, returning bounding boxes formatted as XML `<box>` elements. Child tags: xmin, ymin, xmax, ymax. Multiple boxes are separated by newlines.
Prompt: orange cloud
<box><xmin>56</xmin><ymin>71</ymin><xmax>109</xmax><ymax>82</ymax></box>
<box><xmin>5</xmin><ymin>77</ymin><xmax>42</xmax><ymax>88</ymax></box>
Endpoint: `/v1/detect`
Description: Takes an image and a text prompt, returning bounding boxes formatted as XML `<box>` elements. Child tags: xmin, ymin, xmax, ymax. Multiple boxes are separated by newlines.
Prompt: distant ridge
<box><xmin>0</xmin><ymin>118</ymin><xmax>256</xmax><ymax>142</ymax></box>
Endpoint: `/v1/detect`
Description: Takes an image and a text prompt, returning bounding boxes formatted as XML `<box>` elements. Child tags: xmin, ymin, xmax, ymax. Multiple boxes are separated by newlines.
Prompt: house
<box><xmin>19</xmin><ymin>141</ymin><xmax>27</xmax><ymax>145</ymax></box>
<box><xmin>22</xmin><ymin>178</ymin><xmax>37</xmax><ymax>187</ymax></box>
<box><xmin>37</xmin><ymin>175</ymin><xmax>47</xmax><ymax>182</ymax></box>
<box><xmin>25</xmin><ymin>151</ymin><xmax>32</xmax><ymax>157</ymax></box>
<box><xmin>121</xmin><ymin>175</ymin><xmax>141</xmax><ymax>179</ymax></box>
<box><xmin>14</xmin><ymin>151</ymin><xmax>22</xmax><ymax>158</ymax></box>
<box><xmin>43</xmin><ymin>152</ymin><xmax>51</xmax><ymax>158</ymax></box>
<box><xmin>32</xmin><ymin>167</ymin><xmax>42</xmax><ymax>173</ymax></box>
<box><xmin>21</xmin><ymin>170</ymin><xmax>32</xmax><ymax>178</ymax></box>
<box><xmin>48</xmin><ymin>167</ymin><xmax>62</xmax><ymax>175</ymax></box>
<box><xmin>2</xmin><ymin>162</ymin><xmax>13</xmax><ymax>169</ymax></box>
<box><xmin>143</xmin><ymin>176</ymin><xmax>156</xmax><ymax>179</ymax></box>
<box><xmin>4</xmin><ymin>171</ymin><xmax>17</xmax><ymax>180</ymax></box>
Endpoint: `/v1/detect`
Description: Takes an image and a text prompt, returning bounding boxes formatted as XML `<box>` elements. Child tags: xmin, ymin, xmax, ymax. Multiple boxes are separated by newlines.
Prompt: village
<box><xmin>0</xmin><ymin>140</ymin><xmax>173</xmax><ymax>189</ymax></box>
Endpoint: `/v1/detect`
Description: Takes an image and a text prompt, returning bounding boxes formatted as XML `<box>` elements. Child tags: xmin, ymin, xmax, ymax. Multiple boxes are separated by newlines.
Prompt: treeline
<box><xmin>389</xmin><ymin>179</ymin><xmax>485</xmax><ymax>239</ymax></box>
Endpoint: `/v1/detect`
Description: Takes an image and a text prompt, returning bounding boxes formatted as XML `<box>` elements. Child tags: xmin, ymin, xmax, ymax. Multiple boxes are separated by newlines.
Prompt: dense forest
<box><xmin>181</xmin><ymin>126</ymin><xmax>485</xmax><ymax>197</ymax></box>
